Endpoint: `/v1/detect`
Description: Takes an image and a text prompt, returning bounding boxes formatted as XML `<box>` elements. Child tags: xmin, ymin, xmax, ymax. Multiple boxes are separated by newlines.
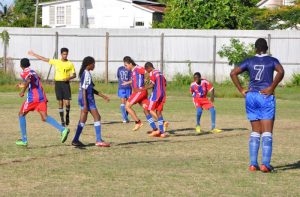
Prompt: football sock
<box><xmin>59</xmin><ymin>108</ymin><xmax>64</xmax><ymax>123</ymax></box>
<box><xmin>158</xmin><ymin>116</ymin><xmax>164</xmax><ymax>134</ymax></box>
<box><xmin>196</xmin><ymin>107</ymin><xmax>202</xmax><ymax>125</ymax></box>
<box><xmin>120</xmin><ymin>104</ymin><xmax>128</xmax><ymax>121</ymax></box>
<box><xmin>66</xmin><ymin>105</ymin><xmax>70</xmax><ymax>124</ymax></box>
<box><xmin>209</xmin><ymin>107</ymin><xmax>216</xmax><ymax>129</ymax></box>
<box><xmin>146</xmin><ymin>114</ymin><xmax>157</xmax><ymax>130</ymax></box>
<box><xmin>73</xmin><ymin>122</ymin><xmax>85</xmax><ymax>142</ymax></box>
<box><xmin>262</xmin><ymin>132</ymin><xmax>273</xmax><ymax>168</ymax></box>
<box><xmin>94</xmin><ymin>121</ymin><xmax>102</xmax><ymax>142</ymax></box>
<box><xmin>249</xmin><ymin>131</ymin><xmax>260</xmax><ymax>167</ymax></box>
<box><xmin>19</xmin><ymin>116</ymin><xmax>27</xmax><ymax>142</ymax></box>
<box><xmin>46</xmin><ymin>116</ymin><xmax>65</xmax><ymax>133</ymax></box>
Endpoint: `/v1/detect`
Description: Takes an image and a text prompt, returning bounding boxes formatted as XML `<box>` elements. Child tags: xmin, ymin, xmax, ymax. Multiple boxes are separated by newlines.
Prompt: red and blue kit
<box><xmin>190</xmin><ymin>79</ymin><xmax>214</xmax><ymax>110</ymax></box>
<box><xmin>128</xmin><ymin>65</ymin><xmax>148</xmax><ymax>106</ymax></box>
<box><xmin>148</xmin><ymin>69</ymin><xmax>167</xmax><ymax>111</ymax></box>
<box><xmin>20</xmin><ymin>68</ymin><xmax>47</xmax><ymax>113</ymax></box>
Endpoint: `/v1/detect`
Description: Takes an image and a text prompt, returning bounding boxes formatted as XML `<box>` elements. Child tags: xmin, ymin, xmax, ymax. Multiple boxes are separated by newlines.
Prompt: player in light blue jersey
<box><xmin>117</xmin><ymin>64</ymin><xmax>132</xmax><ymax>123</ymax></box>
<box><xmin>230</xmin><ymin>38</ymin><xmax>284</xmax><ymax>173</ymax></box>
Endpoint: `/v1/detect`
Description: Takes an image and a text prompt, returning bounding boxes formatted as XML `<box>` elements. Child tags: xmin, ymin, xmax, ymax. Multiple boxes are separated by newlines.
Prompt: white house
<box><xmin>256</xmin><ymin>0</ymin><xmax>295</xmax><ymax>8</ymax></box>
<box><xmin>40</xmin><ymin>0</ymin><xmax>165</xmax><ymax>28</ymax></box>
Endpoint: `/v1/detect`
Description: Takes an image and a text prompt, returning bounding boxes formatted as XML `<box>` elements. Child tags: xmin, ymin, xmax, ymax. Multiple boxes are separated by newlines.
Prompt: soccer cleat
<box><xmin>260</xmin><ymin>164</ymin><xmax>274</xmax><ymax>173</ymax></box>
<box><xmin>132</xmin><ymin>122</ymin><xmax>143</xmax><ymax>131</ymax></box>
<box><xmin>249</xmin><ymin>165</ymin><xmax>260</xmax><ymax>172</ymax></box>
<box><xmin>16</xmin><ymin>139</ymin><xmax>28</xmax><ymax>146</ymax></box>
<box><xmin>71</xmin><ymin>140</ymin><xmax>85</xmax><ymax>147</ymax></box>
<box><xmin>195</xmin><ymin>125</ymin><xmax>201</xmax><ymax>133</ymax></box>
<box><xmin>163</xmin><ymin>121</ymin><xmax>169</xmax><ymax>133</ymax></box>
<box><xmin>95</xmin><ymin>141</ymin><xmax>110</xmax><ymax>147</ymax></box>
<box><xmin>123</xmin><ymin>120</ymin><xmax>130</xmax><ymax>123</ymax></box>
<box><xmin>210</xmin><ymin>128</ymin><xmax>223</xmax><ymax>133</ymax></box>
<box><xmin>61</xmin><ymin>128</ymin><xmax>70</xmax><ymax>143</ymax></box>
<box><xmin>149</xmin><ymin>130</ymin><xmax>161</xmax><ymax>137</ymax></box>
<box><xmin>160</xmin><ymin>133</ymin><xmax>168</xmax><ymax>138</ymax></box>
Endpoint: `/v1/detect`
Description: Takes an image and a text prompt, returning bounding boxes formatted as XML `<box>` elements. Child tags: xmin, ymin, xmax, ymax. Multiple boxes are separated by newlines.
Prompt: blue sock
<box><xmin>120</xmin><ymin>104</ymin><xmax>128</xmax><ymax>121</ymax></box>
<box><xmin>209</xmin><ymin>107</ymin><xmax>216</xmax><ymax>129</ymax></box>
<box><xmin>262</xmin><ymin>132</ymin><xmax>273</xmax><ymax>168</ymax></box>
<box><xmin>146</xmin><ymin>114</ymin><xmax>157</xmax><ymax>130</ymax></box>
<box><xmin>19</xmin><ymin>116</ymin><xmax>27</xmax><ymax>142</ymax></box>
<box><xmin>249</xmin><ymin>131</ymin><xmax>260</xmax><ymax>167</ymax></box>
<box><xmin>158</xmin><ymin>116</ymin><xmax>164</xmax><ymax>134</ymax></box>
<box><xmin>73</xmin><ymin>122</ymin><xmax>85</xmax><ymax>142</ymax></box>
<box><xmin>46</xmin><ymin>116</ymin><xmax>65</xmax><ymax>133</ymax></box>
<box><xmin>94</xmin><ymin>121</ymin><xmax>102</xmax><ymax>142</ymax></box>
<box><xmin>196</xmin><ymin>108</ymin><xmax>202</xmax><ymax>125</ymax></box>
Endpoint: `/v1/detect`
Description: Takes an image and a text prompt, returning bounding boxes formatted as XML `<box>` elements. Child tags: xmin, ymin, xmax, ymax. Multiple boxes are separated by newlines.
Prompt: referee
<box><xmin>28</xmin><ymin>48</ymin><xmax>76</xmax><ymax>126</ymax></box>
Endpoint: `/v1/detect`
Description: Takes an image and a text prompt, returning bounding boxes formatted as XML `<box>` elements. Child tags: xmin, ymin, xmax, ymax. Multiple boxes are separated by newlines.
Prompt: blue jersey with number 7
<box><xmin>239</xmin><ymin>54</ymin><xmax>280</xmax><ymax>92</ymax></box>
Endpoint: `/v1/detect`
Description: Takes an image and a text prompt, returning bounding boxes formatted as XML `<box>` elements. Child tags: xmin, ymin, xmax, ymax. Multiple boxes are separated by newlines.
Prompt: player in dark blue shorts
<box><xmin>230</xmin><ymin>38</ymin><xmax>284</xmax><ymax>173</ymax></box>
<box><xmin>117</xmin><ymin>64</ymin><xmax>132</xmax><ymax>123</ymax></box>
<box><xmin>71</xmin><ymin>56</ymin><xmax>110</xmax><ymax>147</ymax></box>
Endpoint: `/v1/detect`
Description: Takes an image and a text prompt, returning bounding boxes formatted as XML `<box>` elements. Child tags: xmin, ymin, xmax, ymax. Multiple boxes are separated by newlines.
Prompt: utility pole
<box><xmin>80</xmin><ymin>0</ymin><xmax>87</xmax><ymax>28</ymax></box>
<box><xmin>34</xmin><ymin>0</ymin><xmax>39</xmax><ymax>27</ymax></box>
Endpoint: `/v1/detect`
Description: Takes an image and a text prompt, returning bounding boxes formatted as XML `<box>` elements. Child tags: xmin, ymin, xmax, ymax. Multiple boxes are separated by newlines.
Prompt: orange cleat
<box><xmin>95</xmin><ymin>141</ymin><xmax>110</xmax><ymax>147</ymax></box>
<box><xmin>249</xmin><ymin>165</ymin><xmax>259</xmax><ymax>172</ymax></box>
<box><xmin>132</xmin><ymin>122</ymin><xmax>143</xmax><ymax>131</ymax></box>
<box><xmin>160</xmin><ymin>133</ymin><xmax>168</xmax><ymax>138</ymax></box>
<box><xmin>149</xmin><ymin>130</ymin><xmax>161</xmax><ymax>137</ymax></box>
<box><xmin>260</xmin><ymin>164</ymin><xmax>273</xmax><ymax>173</ymax></box>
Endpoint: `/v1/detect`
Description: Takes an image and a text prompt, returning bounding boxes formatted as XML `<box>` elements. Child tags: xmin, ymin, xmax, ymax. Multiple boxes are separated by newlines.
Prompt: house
<box><xmin>40</xmin><ymin>0</ymin><xmax>165</xmax><ymax>28</ymax></box>
<box><xmin>256</xmin><ymin>0</ymin><xmax>295</xmax><ymax>8</ymax></box>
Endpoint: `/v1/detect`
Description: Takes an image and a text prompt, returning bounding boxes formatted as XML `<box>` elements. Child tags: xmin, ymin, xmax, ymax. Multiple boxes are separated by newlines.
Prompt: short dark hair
<box><xmin>194</xmin><ymin>72</ymin><xmax>201</xmax><ymax>78</ymax></box>
<box><xmin>20</xmin><ymin>58</ymin><xmax>30</xmax><ymax>68</ymax></box>
<box><xmin>61</xmin><ymin>47</ymin><xmax>69</xmax><ymax>54</ymax></box>
<box><xmin>144</xmin><ymin>62</ymin><xmax>154</xmax><ymax>69</ymax></box>
<box><xmin>255</xmin><ymin>38</ymin><xmax>268</xmax><ymax>53</ymax></box>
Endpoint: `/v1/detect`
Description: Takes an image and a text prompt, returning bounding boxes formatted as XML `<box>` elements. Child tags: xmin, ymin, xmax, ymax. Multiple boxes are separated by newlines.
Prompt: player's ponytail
<box><xmin>79</xmin><ymin>56</ymin><xmax>95</xmax><ymax>78</ymax></box>
<box><xmin>123</xmin><ymin>56</ymin><xmax>136</xmax><ymax>66</ymax></box>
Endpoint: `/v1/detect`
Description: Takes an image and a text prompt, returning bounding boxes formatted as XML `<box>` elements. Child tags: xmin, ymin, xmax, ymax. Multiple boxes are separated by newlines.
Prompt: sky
<box><xmin>1</xmin><ymin>0</ymin><xmax>14</xmax><ymax>6</ymax></box>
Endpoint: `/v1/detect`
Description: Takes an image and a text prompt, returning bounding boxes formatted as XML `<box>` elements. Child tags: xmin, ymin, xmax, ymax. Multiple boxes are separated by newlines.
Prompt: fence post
<box><xmin>105</xmin><ymin>32</ymin><xmax>109</xmax><ymax>84</ymax></box>
<box><xmin>160</xmin><ymin>33</ymin><xmax>164</xmax><ymax>73</ymax></box>
<box><xmin>3</xmin><ymin>40</ymin><xmax>7</xmax><ymax>73</ymax></box>
<box><xmin>46</xmin><ymin>31</ymin><xmax>59</xmax><ymax>82</ymax></box>
<box><xmin>268</xmin><ymin>34</ymin><xmax>271</xmax><ymax>55</ymax></box>
<box><xmin>212</xmin><ymin>35</ymin><xmax>217</xmax><ymax>83</ymax></box>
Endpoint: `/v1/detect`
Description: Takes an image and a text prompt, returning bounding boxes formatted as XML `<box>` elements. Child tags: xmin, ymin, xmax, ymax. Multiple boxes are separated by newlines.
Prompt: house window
<box><xmin>49</xmin><ymin>6</ymin><xmax>55</xmax><ymax>25</ymax></box>
<box><xmin>135</xmin><ymin>21</ymin><xmax>144</xmax><ymax>26</ymax></box>
<box><xmin>66</xmin><ymin>5</ymin><xmax>72</xmax><ymax>25</ymax></box>
<box><xmin>56</xmin><ymin>6</ymin><xmax>65</xmax><ymax>25</ymax></box>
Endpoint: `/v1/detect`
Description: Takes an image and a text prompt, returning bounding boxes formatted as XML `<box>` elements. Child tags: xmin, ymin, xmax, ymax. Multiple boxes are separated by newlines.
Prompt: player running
<box><xmin>230</xmin><ymin>38</ymin><xmax>284</xmax><ymax>173</ymax></box>
<box><xmin>117</xmin><ymin>63</ymin><xmax>132</xmax><ymax>123</ymax></box>
<box><xmin>190</xmin><ymin>72</ymin><xmax>222</xmax><ymax>134</ymax></box>
<box><xmin>16</xmin><ymin>58</ymin><xmax>70</xmax><ymax>146</ymax></box>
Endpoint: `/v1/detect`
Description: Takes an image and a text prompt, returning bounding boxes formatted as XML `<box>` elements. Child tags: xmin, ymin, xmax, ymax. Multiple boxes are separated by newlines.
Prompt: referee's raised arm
<box><xmin>28</xmin><ymin>50</ymin><xmax>50</xmax><ymax>63</ymax></box>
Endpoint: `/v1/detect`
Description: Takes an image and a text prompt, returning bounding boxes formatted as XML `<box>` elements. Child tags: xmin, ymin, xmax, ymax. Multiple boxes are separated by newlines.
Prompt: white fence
<box><xmin>0</xmin><ymin>28</ymin><xmax>299</xmax><ymax>82</ymax></box>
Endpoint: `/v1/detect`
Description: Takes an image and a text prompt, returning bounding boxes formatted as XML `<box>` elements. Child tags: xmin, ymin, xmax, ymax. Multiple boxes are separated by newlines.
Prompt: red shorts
<box><xmin>128</xmin><ymin>90</ymin><xmax>148</xmax><ymax>105</ymax></box>
<box><xmin>147</xmin><ymin>99</ymin><xmax>165</xmax><ymax>112</ymax></box>
<box><xmin>20</xmin><ymin>101</ymin><xmax>47</xmax><ymax>113</ymax></box>
<box><xmin>193</xmin><ymin>98</ymin><xmax>213</xmax><ymax>110</ymax></box>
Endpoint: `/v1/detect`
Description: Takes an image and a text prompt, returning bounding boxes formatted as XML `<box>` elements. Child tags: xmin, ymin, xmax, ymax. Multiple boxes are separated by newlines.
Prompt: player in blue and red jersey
<box><xmin>230</xmin><ymin>38</ymin><xmax>284</xmax><ymax>173</ymax></box>
<box><xmin>117</xmin><ymin>64</ymin><xmax>132</xmax><ymax>123</ymax></box>
<box><xmin>190</xmin><ymin>72</ymin><xmax>222</xmax><ymax>134</ymax></box>
<box><xmin>16</xmin><ymin>58</ymin><xmax>70</xmax><ymax>146</ymax></box>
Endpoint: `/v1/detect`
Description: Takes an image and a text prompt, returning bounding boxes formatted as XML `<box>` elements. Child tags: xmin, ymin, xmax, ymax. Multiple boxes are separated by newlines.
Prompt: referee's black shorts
<box><xmin>55</xmin><ymin>81</ymin><xmax>72</xmax><ymax>100</ymax></box>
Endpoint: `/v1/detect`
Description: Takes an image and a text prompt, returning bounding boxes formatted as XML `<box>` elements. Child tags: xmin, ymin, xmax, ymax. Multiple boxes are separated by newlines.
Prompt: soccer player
<box><xmin>16</xmin><ymin>58</ymin><xmax>70</xmax><ymax>146</ymax></box>
<box><xmin>117</xmin><ymin>63</ymin><xmax>132</xmax><ymax>123</ymax></box>
<box><xmin>28</xmin><ymin>48</ymin><xmax>76</xmax><ymax>127</ymax></box>
<box><xmin>230</xmin><ymin>38</ymin><xmax>284</xmax><ymax>173</ymax></box>
<box><xmin>142</xmin><ymin>62</ymin><xmax>167</xmax><ymax>138</ymax></box>
<box><xmin>71</xmin><ymin>56</ymin><xmax>110</xmax><ymax>147</ymax></box>
<box><xmin>190</xmin><ymin>72</ymin><xmax>222</xmax><ymax>133</ymax></box>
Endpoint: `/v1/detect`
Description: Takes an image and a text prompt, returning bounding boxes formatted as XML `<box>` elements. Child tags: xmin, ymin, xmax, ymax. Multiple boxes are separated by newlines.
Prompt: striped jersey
<box><xmin>149</xmin><ymin>69</ymin><xmax>167</xmax><ymax>102</ymax></box>
<box><xmin>131</xmin><ymin>65</ymin><xmax>146</xmax><ymax>89</ymax></box>
<box><xmin>190</xmin><ymin>79</ymin><xmax>213</xmax><ymax>98</ymax></box>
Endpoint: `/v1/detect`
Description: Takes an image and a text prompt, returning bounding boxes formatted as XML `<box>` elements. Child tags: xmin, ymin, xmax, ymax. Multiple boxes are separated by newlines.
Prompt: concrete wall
<box><xmin>0</xmin><ymin>28</ymin><xmax>299</xmax><ymax>83</ymax></box>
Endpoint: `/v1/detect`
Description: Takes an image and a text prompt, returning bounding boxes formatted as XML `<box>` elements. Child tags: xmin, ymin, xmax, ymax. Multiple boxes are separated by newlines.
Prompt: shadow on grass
<box><xmin>116</xmin><ymin>140</ymin><xmax>170</xmax><ymax>146</ymax></box>
<box><xmin>275</xmin><ymin>160</ymin><xmax>300</xmax><ymax>171</ymax></box>
<box><xmin>169</xmin><ymin>127</ymin><xmax>248</xmax><ymax>137</ymax></box>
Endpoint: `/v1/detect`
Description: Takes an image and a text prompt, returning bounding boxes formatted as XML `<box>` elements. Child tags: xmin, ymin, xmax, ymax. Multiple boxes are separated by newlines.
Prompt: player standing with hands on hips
<box><xmin>28</xmin><ymin>48</ymin><xmax>76</xmax><ymax>127</ymax></box>
<box><xmin>230</xmin><ymin>38</ymin><xmax>284</xmax><ymax>173</ymax></box>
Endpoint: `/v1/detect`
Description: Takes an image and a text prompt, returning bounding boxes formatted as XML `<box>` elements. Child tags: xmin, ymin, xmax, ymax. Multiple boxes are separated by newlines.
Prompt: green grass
<box><xmin>0</xmin><ymin>90</ymin><xmax>299</xmax><ymax>196</ymax></box>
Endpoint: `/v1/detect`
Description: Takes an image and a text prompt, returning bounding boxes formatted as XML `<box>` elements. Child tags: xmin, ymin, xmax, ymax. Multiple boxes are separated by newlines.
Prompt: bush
<box><xmin>0</xmin><ymin>69</ymin><xmax>17</xmax><ymax>85</ymax></box>
<box><xmin>290</xmin><ymin>73</ymin><xmax>300</xmax><ymax>86</ymax></box>
<box><xmin>172</xmin><ymin>73</ymin><xmax>193</xmax><ymax>86</ymax></box>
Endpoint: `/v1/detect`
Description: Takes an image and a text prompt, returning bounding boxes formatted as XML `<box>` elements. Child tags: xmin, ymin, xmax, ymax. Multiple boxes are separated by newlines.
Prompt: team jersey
<box><xmin>48</xmin><ymin>59</ymin><xmax>76</xmax><ymax>81</ymax></box>
<box><xmin>190</xmin><ymin>79</ymin><xmax>213</xmax><ymax>99</ymax></box>
<box><xmin>78</xmin><ymin>70</ymin><xmax>94</xmax><ymax>103</ymax></box>
<box><xmin>149</xmin><ymin>69</ymin><xmax>167</xmax><ymax>101</ymax></box>
<box><xmin>117</xmin><ymin>66</ymin><xmax>132</xmax><ymax>89</ymax></box>
<box><xmin>20</xmin><ymin>67</ymin><xmax>47</xmax><ymax>103</ymax></box>
<box><xmin>239</xmin><ymin>54</ymin><xmax>280</xmax><ymax>92</ymax></box>
<box><xmin>131</xmin><ymin>65</ymin><xmax>146</xmax><ymax>89</ymax></box>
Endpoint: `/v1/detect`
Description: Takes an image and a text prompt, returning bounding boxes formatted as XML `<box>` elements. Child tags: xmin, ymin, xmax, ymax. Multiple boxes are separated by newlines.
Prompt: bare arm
<box><xmin>93</xmin><ymin>89</ymin><xmax>110</xmax><ymax>102</ymax></box>
<box><xmin>121</xmin><ymin>80</ymin><xmax>132</xmax><ymax>86</ymax></box>
<box><xmin>28</xmin><ymin>50</ymin><xmax>50</xmax><ymax>63</ymax></box>
<box><xmin>260</xmin><ymin>64</ymin><xmax>285</xmax><ymax>95</ymax></box>
<box><xmin>210</xmin><ymin>88</ymin><xmax>215</xmax><ymax>103</ymax></box>
<box><xmin>230</xmin><ymin>67</ymin><xmax>248</xmax><ymax>97</ymax></box>
<box><xmin>19</xmin><ymin>79</ymin><xmax>30</xmax><ymax>97</ymax></box>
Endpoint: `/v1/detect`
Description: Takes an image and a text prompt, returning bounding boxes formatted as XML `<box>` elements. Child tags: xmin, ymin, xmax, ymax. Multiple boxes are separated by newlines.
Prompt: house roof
<box><xmin>133</xmin><ymin>0</ymin><xmax>164</xmax><ymax>6</ymax></box>
<box><xmin>137</xmin><ymin>4</ymin><xmax>165</xmax><ymax>13</ymax></box>
<box><xmin>256</xmin><ymin>0</ymin><xmax>269</xmax><ymax>7</ymax></box>
<box><xmin>40</xmin><ymin>0</ymin><xmax>164</xmax><ymax>6</ymax></box>
<box><xmin>39</xmin><ymin>0</ymin><xmax>78</xmax><ymax>6</ymax></box>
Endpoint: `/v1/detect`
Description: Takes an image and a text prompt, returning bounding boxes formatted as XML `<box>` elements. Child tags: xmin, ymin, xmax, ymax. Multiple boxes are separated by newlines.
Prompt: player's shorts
<box><xmin>245</xmin><ymin>92</ymin><xmax>276</xmax><ymax>121</ymax></box>
<box><xmin>78</xmin><ymin>96</ymin><xmax>97</xmax><ymax>111</ymax></box>
<box><xmin>20</xmin><ymin>101</ymin><xmax>47</xmax><ymax>113</ymax></box>
<box><xmin>118</xmin><ymin>88</ymin><xmax>132</xmax><ymax>99</ymax></box>
<box><xmin>193</xmin><ymin>97</ymin><xmax>214</xmax><ymax>110</ymax></box>
<box><xmin>128</xmin><ymin>90</ymin><xmax>148</xmax><ymax>106</ymax></box>
<box><xmin>147</xmin><ymin>98</ymin><xmax>166</xmax><ymax>112</ymax></box>
<box><xmin>55</xmin><ymin>81</ymin><xmax>72</xmax><ymax>100</ymax></box>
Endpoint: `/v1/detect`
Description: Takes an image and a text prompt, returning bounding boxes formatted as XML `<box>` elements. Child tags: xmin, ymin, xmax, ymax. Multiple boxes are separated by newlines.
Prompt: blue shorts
<box><xmin>118</xmin><ymin>88</ymin><xmax>132</xmax><ymax>99</ymax></box>
<box><xmin>245</xmin><ymin>92</ymin><xmax>276</xmax><ymax>121</ymax></box>
<box><xmin>78</xmin><ymin>98</ymin><xmax>97</xmax><ymax>111</ymax></box>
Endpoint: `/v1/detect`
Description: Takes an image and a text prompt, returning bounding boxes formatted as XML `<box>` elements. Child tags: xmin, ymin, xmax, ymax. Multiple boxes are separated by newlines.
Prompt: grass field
<box><xmin>0</xmin><ymin>86</ymin><xmax>299</xmax><ymax>196</ymax></box>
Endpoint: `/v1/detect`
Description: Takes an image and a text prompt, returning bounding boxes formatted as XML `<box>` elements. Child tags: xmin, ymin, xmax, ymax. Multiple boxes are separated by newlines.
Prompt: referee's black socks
<box><xmin>59</xmin><ymin>108</ymin><xmax>65</xmax><ymax>126</ymax></box>
<box><xmin>66</xmin><ymin>105</ymin><xmax>70</xmax><ymax>126</ymax></box>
